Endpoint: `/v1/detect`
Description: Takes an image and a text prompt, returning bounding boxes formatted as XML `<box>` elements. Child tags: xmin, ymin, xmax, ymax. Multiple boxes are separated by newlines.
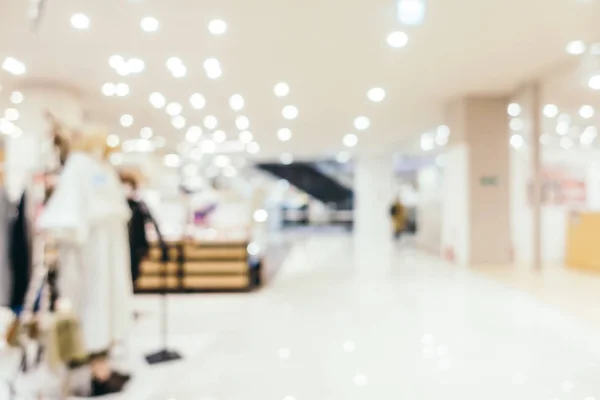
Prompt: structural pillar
<box><xmin>442</xmin><ymin>96</ymin><xmax>511</xmax><ymax>266</ymax></box>
<box><xmin>5</xmin><ymin>84</ymin><xmax>82</xmax><ymax>200</ymax></box>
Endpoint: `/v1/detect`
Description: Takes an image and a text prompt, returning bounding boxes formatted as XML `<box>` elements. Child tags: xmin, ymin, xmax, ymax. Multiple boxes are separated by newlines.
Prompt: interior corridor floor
<box><xmin>4</xmin><ymin>233</ymin><xmax>600</xmax><ymax>399</ymax></box>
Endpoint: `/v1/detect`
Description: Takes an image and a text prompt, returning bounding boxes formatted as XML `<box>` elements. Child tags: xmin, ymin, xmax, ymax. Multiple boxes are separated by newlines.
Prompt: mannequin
<box><xmin>38</xmin><ymin>130</ymin><xmax>133</xmax><ymax>396</ymax></box>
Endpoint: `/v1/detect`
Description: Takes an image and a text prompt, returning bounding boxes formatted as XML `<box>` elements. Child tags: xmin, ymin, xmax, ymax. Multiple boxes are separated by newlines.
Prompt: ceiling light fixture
<box><xmin>277</xmin><ymin>128</ymin><xmax>292</xmax><ymax>142</ymax></box>
<box><xmin>589</xmin><ymin>74</ymin><xmax>600</xmax><ymax>90</ymax></box>
<box><xmin>140</xmin><ymin>16</ymin><xmax>159</xmax><ymax>32</ymax></box>
<box><xmin>166</xmin><ymin>102</ymin><xmax>183</xmax><ymax>116</ymax></box>
<box><xmin>367</xmin><ymin>87</ymin><xmax>386</xmax><ymax>103</ymax></box>
<box><xmin>507</xmin><ymin>103</ymin><xmax>522</xmax><ymax>117</ymax></box>
<box><xmin>420</xmin><ymin>132</ymin><xmax>435</xmax><ymax>151</ymax></box>
<box><xmin>4</xmin><ymin>108</ymin><xmax>19</xmax><ymax>122</ymax></box>
<box><xmin>2</xmin><ymin>57</ymin><xmax>26</xmax><ymax>75</ymax></box>
<box><xmin>115</xmin><ymin>83</ymin><xmax>130</xmax><ymax>97</ymax></box>
<box><xmin>10</xmin><ymin>91</ymin><xmax>24</xmax><ymax>104</ymax></box>
<box><xmin>190</xmin><ymin>93</ymin><xmax>206</xmax><ymax>109</ymax></box>
<box><xmin>120</xmin><ymin>114</ymin><xmax>134</xmax><ymax>127</ymax></box>
<box><xmin>140</xmin><ymin>127</ymin><xmax>153</xmax><ymax>139</ymax></box>
<box><xmin>239</xmin><ymin>130</ymin><xmax>253</xmax><ymax>143</ymax></box>
<box><xmin>172</xmin><ymin>115</ymin><xmax>186</xmax><ymax>129</ymax></box>
<box><xmin>236</xmin><ymin>116</ymin><xmax>250</xmax><ymax>131</ymax></box>
<box><xmin>229</xmin><ymin>94</ymin><xmax>245</xmax><ymax>111</ymax></box>
<box><xmin>164</xmin><ymin>154</ymin><xmax>181</xmax><ymax>168</ymax></box>
<box><xmin>280</xmin><ymin>153</ymin><xmax>294</xmax><ymax>165</ymax></box>
<box><xmin>282</xmin><ymin>105</ymin><xmax>299</xmax><ymax>120</ymax></box>
<box><xmin>387</xmin><ymin>31</ymin><xmax>409</xmax><ymax>48</ymax></box>
<box><xmin>397</xmin><ymin>0</ymin><xmax>426</xmax><ymax>25</ymax></box>
<box><xmin>274</xmin><ymin>82</ymin><xmax>290</xmax><ymax>97</ymax></box>
<box><xmin>102</xmin><ymin>83</ymin><xmax>116</xmax><ymax>96</ymax></box>
<box><xmin>127</xmin><ymin>58</ymin><xmax>145</xmax><ymax>73</ymax></box>
<box><xmin>343</xmin><ymin>133</ymin><xmax>358</xmax><ymax>147</ymax></box>
<box><xmin>247</xmin><ymin>142</ymin><xmax>260</xmax><ymax>154</ymax></box>
<box><xmin>109</xmin><ymin>55</ymin><xmax>124</xmax><ymax>69</ymax></box>
<box><xmin>70</xmin><ymin>13</ymin><xmax>90</xmax><ymax>30</ymax></box>
<box><xmin>213</xmin><ymin>130</ymin><xmax>227</xmax><ymax>143</ymax></box>
<box><xmin>106</xmin><ymin>134</ymin><xmax>120</xmax><ymax>148</ymax></box>
<box><xmin>354</xmin><ymin>116</ymin><xmax>370</xmax><ymax>130</ymax></box>
<box><xmin>436</xmin><ymin>125</ymin><xmax>450</xmax><ymax>146</ymax></box>
<box><xmin>208</xmin><ymin>19</ymin><xmax>227</xmax><ymax>35</ymax></box>
<box><xmin>149</xmin><ymin>92</ymin><xmax>166</xmax><ymax>108</ymax></box>
<box><xmin>579</xmin><ymin>105</ymin><xmax>595</xmax><ymax>119</ymax></box>
<box><xmin>510</xmin><ymin>134</ymin><xmax>524</xmax><ymax>149</ymax></box>
<box><xmin>186</xmin><ymin>126</ymin><xmax>203</xmax><ymax>143</ymax></box>
<box><xmin>204</xmin><ymin>58</ymin><xmax>222</xmax><ymax>79</ymax></box>
<box><xmin>566</xmin><ymin>40</ymin><xmax>586</xmax><ymax>55</ymax></box>
<box><xmin>204</xmin><ymin>115</ymin><xmax>218</xmax><ymax>130</ymax></box>
<box><xmin>543</xmin><ymin>104</ymin><xmax>559</xmax><ymax>118</ymax></box>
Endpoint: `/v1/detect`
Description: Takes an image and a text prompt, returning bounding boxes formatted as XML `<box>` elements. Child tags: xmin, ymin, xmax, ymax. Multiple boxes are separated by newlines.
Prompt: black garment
<box><xmin>9</xmin><ymin>192</ymin><xmax>31</xmax><ymax>310</ymax></box>
<box><xmin>127</xmin><ymin>199</ymin><xmax>150</xmax><ymax>284</ymax></box>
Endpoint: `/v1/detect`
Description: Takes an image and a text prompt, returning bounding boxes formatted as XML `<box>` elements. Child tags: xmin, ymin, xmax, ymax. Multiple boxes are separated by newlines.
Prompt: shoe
<box><xmin>91</xmin><ymin>374</ymin><xmax>126</xmax><ymax>397</ymax></box>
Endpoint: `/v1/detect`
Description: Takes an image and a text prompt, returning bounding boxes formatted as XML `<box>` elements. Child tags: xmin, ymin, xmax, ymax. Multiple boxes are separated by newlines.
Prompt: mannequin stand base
<box><xmin>145</xmin><ymin>349</ymin><xmax>182</xmax><ymax>365</ymax></box>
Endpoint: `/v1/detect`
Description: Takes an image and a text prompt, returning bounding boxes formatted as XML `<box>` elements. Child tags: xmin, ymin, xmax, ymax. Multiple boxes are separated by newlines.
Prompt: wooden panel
<box><xmin>140</xmin><ymin>261</ymin><xmax>179</xmax><ymax>274</ymax></box>
<box><xmin>183</xmin><ymin>261</ymin><xmax>248</xmax><ymax>274</ymax></box>
<box><xmin>148</xmin><ymin>247</ymin><xmax>179</xmax><ymax>261</ymax></box>
<box><xmin>136</xmin><ymin>276</ymin><xmax>179</xmax><ymax>290</ymax></box>
<box><xmin>182</xmin><ymin>275</ymin><xmax>249</xmax><ymax>289</ymax></box>
<box><xmin>566</xmin><ymin>212</ymin><xmax>600</xmax><ymax>272</ymax></box>
<box><xmin>184</xmin><ymin>246</ymin><xmax>247</xmax><ymax>260</ymax></box>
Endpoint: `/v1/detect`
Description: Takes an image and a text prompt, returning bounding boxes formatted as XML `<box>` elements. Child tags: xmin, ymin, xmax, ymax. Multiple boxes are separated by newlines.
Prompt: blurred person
<box><xmin>390</xmin><ymin>196</ymin><xmax>406</xmax><ymax>240</ymax></box>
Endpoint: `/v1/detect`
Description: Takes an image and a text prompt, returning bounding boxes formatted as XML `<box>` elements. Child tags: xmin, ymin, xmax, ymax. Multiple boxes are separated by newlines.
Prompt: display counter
<box><xmin>566</xmin><ymin>211</ymin><xmax>600</xmax><ymax>273</ymax></box>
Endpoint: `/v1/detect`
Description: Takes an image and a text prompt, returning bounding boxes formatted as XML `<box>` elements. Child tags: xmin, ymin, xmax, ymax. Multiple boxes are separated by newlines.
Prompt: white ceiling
<box><xmin>0</xmin><ymin>0</ymin><xmax>599</xmax><ymax>159</ymax></box>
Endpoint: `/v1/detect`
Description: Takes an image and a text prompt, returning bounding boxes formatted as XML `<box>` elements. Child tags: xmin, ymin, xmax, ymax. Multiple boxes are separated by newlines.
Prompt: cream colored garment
<box><xmin>39</xmin><ymin>152</ymin><xmax>132</xmax><ymax>353</ymax></box>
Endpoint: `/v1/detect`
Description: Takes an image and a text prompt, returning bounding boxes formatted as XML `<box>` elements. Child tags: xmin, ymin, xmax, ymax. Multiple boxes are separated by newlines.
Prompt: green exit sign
<box><xmin>480</xmin><ymin>176</ymin><xmax>498</xmax><ymax>186</ymax></box>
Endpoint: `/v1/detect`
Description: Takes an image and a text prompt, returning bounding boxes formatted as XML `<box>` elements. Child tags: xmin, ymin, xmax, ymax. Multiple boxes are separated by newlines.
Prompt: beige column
<box><xmin>443</xmin><ymin>96</ymin><xmax>511</xmax><ymax>266</ymax></box>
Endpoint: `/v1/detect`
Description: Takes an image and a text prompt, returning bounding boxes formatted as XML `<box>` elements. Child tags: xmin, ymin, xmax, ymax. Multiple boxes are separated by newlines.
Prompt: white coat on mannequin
<box><xmin>39</xmin><ymin>152</ymin><xmax>132</xmax><ymax>354</ymax></box>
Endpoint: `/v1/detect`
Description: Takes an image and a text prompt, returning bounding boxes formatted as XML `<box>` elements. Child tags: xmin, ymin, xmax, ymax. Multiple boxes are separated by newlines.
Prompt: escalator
<box><xmin>257</xmin><ymin>162</ymin><xmax>353</xmax><ymax>210</ymax></box>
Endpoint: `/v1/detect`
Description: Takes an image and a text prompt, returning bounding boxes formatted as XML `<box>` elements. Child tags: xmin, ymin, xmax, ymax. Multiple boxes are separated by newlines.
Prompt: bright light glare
<box><xmin>71</xmin><ymin>13</ymin><xmax>90</xmax><ymax>30</ymax></box>
<box><xmin>282</xmin><ymin>105</ymin><xmax>299</xmax><ymax>120</ymax></box>
<box><xmin>190</xmin><ymin>93</ymin><xmax>206</xmax><ymax>109</ymax></box>
<box><xmin>543</xmin><ymin>104</ymin><xmax>559</xmax><ymax>118</ymax></box>
<box><xmin>208</xmin><ymin>19</ymin><xmax>227</xmax><ymax>35</ymax></box>
<box><xmin>213</xmin><ymin>130</ymin><xmax>227</xmax><ymax>143</ymax></box>
<box><xmin>280</xmin><ymin>153</ymin><xmax>294</xmax><ymax>165</ymax></box>
<box><xmin>236</xmin><ymin>116</ymin><xmax>250</xmax><ymax>130</ymax></box>
<box><xmin>509</xmin><ymin>118</ymin><xmax>524</xmax><ymax>131</ymax></box>
<box><xmin>589</xmin><ymin>75</ymin><xmax>600</xmax><ymax>90</ymax></box>
<box><xmin>141</xmin><ymin>17</ymin><xmax>159</xmax><ymax>32</ymax></box>
<box><xmin>510</xmin><ymin>134</ymin><xmax>524</xmax><ymax>149</ymax></box>
<box><xmin>164</xmin><ymin>154</ymin><xmax>181</xmax><ymax>167</ymax></box>
<box><xmin>579</xmin><ymin>105</ymin><xmax>595</xmax><ymax>119</ymax></box>
<box><xmin>387</xmin><ymin>31</ymin><xmax>409</xmax><ymax>48</ymax></box>
<box><xmin>367</xmin><ymin>87</ymin><xmax>386</xmax><ymax>102</ymax></box>
<box><xmin>115</xmin><ymin>83</ymin><xmax>129</xmax><ymax>97</ymax></box>
<box><xmin>229</xmin><ymin>94</ymin><xmax>245</xmax><ymax>111</ymax></box>
<box><xmin>171</xmin><ymin>115</ymin><xmax>186</xmax><ymax>129</ymax></box>
<box><xmin>354</xmin><ymin>116</ymin><xmax>370</xmax><ymax>130</ymax></box>
<box><xmin>204</xmin><ymin>115</ymin><xmax>218</xmax><ymax>130</ymax></box>
<box><xmin>343</xmin><ymin>133</ymin><xmax>358</xmax><ymax>147</ymax></box>
<box><xmin>253</xmin><ymin>209</ymin><xmax>268</xmax><ymax>223</ymax></box>
<box><xmin>247</xmin><ymin>142</ymin><xmax>260</xmax><ymax>154</ymax></box>
<box><xmin>120</xmin><ymin>114</ymin><xmax>134</xmax><ymax>127</ymax></box>
<box><xmin>397</xmin><ymin>0</ymin><xmax>426</xmax><ymax>25</ymax></box>
<box><xmin>420</xmin><ymin>132</ymin><xmax>435</xmax><ymax>151</ymax></box>
<box><xmin>186</xmin><ymin>126</ymin><xmax>203</xmax><ymax>142</ymax></box>
<box><xmin>566</xmin><ymin>40</ymin><xmax>586</xmax><ymax>55</ymax></box>
<box><xmin>166</xmin><ymin>102</ymin><xmax>183</xmax><ymax>116</ymax></box>
<box><xmin>102</xmin><ymin>83</ymin><xmax>116</xmax><ymax>96</ymax></box>
<box><xmin>106</xmin><ymin>134</ymin><xmax>120</xmax><ymax>148</ymax></box>
<box><xmin>149</xmin><ymin>92</ymin><xmax>166</xmax><ymax>108</ymax></box>
<box><xmin>2</xmin><ymin>57</ymin><xmax>26</xmax><ymax>75</ymax></box>
<box><xmin>140</xmin><ymin>127</ymin><xmax>153</xmax><ymax>139</ymax></box>
<box><xmin>10</xmin><ymin>91</ymin><xmax>23</xmax><ymax>104</ymax></box>
<box><xmin>274</xmin><ymin>82</ymin><xmax>290</xmax><ymax>97</ymax></box>
<box><xmin>507</xmin><ymin>103</ymin><xmax>522</xmax><ymax>117</ymax></box>
<box><xmin>239</xmin><ymin>130</ymin><xmax>253</xmax><ymax>143</ymax></box>
<box><xmin>277</xmin><ymin>128</ymin><xmax>292</xmax><ymax>142</ymax></box>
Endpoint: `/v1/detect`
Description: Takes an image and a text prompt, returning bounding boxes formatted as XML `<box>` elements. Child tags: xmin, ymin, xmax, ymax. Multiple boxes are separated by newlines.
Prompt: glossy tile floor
<box><xmin>5</xmin><ymin>233</ymin><xmax>600</xmax><ymax>399</ymax></box>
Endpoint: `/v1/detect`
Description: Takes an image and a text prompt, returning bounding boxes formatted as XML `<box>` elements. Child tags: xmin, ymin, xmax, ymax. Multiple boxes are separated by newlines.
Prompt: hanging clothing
<box><xmin>39</xmin><ymin>152</ymin><xmax>132</xmax><ymax>354</ymax></box>
<box><xmin>0</xmin><ymin>188</ymin><xmax>14</xmax><ymax>307</ymax></box>
<box><xmin>127</xmin><ymin>199</ymin><xmax>150</xmax><ymax>284</ymax></box>
<box><xmin>8</xmin><ymin>191</ymin><xmax>31</xmax><ymax>311</ymax></box>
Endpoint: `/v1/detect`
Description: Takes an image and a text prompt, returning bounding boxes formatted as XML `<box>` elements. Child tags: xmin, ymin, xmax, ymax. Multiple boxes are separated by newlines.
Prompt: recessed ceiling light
<box><xmin>172</xmin><ymin>115</ymin><xmax>186</xmax><ymax>129</ymax></box>
<box><xmin>206</xmin><ymin>67</ymin><xmax>222</xmax><ymax>79</ymax></box>
<box><xmin>420</xmin><ymin>132</ymin><xmax>435</xmax><ymax>151</ymax></box>
<box><xmin>239</xmin><ymin>130</ymin><xmax>253</xmax><ymax>143</ymax></box>
<box><xmin>149</xmin><ymin>92</ymin><xmax>166</xmax><ymax>108</ymax></box>
<box><xmin>166</xmin><ymin>102</ymin><xmax>183</xmax><ymax>116</ymax></box>
<box><xmin>589</xmin><ymin>75</ymin><xmax>600</xmax><ymax>90</ymax></box>
<box><xmin>4</xmin><ymin>108</ymin><xmax>20</xmax><ymax>122</ymax></box>
<box><xmin>282</xmin><ymin>105</ymin><xmax>299</xmax><ymax>120</ymax></box>
<box><xmin>71</xmin><ymin>13</ymin><xmax>90</xmax><ymax>30</ymax></box>
<box><xmin>436</xmin><ymin>125</ymin><xmax>450</xmax><ymax>146</ymax></box>
<box><xmin>127</xmin><ymin>58</ymin><xmax>145</xmax><ymax>74</ymax></box>
<box><xmin>200</xmin><ymin>140</ymin><xmax>217</xmax><ymax>154</ymax></box>
<box><xmin>397</xmin><ymin>0</ymin><xmax>426</xmax><ymax>25</ymax></box>
<box><xmin>274</xmin><ymin>82</ymin><xmax>290</xmax><ymax>97</ymax></box>
<box><xmin>167</xmin><ymin>57</ymin><xmax>183</xmax><ymax>70</ymax></box>
<box><xmin>236</xmin><ymin>116</ymin><xmax>250</xmax><ymax>130</ymax></box>
<box><xmin>367</xmin><ymin>87</ymin><xmax>386</xmax><ymax>103</ymax></box>
<box><xmin>171</xmin><ymin>64</ymin><xmax>187</xmax><ymax>78</ymax></box>
<box><xmin>106</xmin><ymin>134</ymin><xmax>120</xmax><ymax>148</ymax></box>
<box><xmin>510</xmin><ymin>134</ymin><xmax>524</xmax><ymax>149</ymax></box>
<box><xmin>280</xmin><ymin>153</ymin><xmax>294</xmax><ymax>165</ymax></box>
<box><xmin>204</xmin><ymin>58</ymin><xmax>222</xmax><ymax>79</ymax></box>
<box><xmin>566</xmin><ymin>40</ymin><xmax>586</xmax><ymax>55</ymax></box>
<box><xmin>387</xmin><ymin>31</ymin><xmax>408</xmax><ymax>48</ymax></box>
<box><xmin>204</xmin><ymin>115</ymin><xmax>218</xmax><ymax>130</ymax></box>
<box><xmin>543</xmin><ymin>104</ymin><xmax>559</xmax><ymax>118</ymax></box>
<box><xmin>277</xmin><ymin>128</ymin><xmax>292</xmax><ymax>142</ymax></box>
<box><xmin>247</xmin><ymin>142</ymin><xmax>260</xmax><ymax>154</ymax></box>
<box><xmin>190</xmin><ymin>93</ymin><xmax>206</xmax><ymax>109</ymax></box>
<box><xmin>141</xmin><ymin>16</ymin><xmax>159</xmax><ymax>32</ymax></box>
<box><xmin>509</xmin><ymin>118</ymin><xmax>524</xmax><ymax>131</ymax></box>
<box><xmin>214</xmin><ymin>155</ymin><xmax>231</xmax><ymax>168</ymax></box>
<box><xmin>354</xmin><ymin>116</ymin><xmax>370</xmax><ymax>130</ymax></box>
<box><xmin>229</xmin><ymin>94</ymin><xmax>245</xmax><ymax>111</ymax></box>
<box><xmin>140</xmin><ymin>127</ymin><xmax>153</xmax><ymax>139</ymax></box>
<box><xmin>109</xmin><ymin>55</ymin><xmax>124</xmax><ymax>69</ymax></box>
<box><xmin>0</xmin><ymin>119</ymin><xmax>15</xmax><ymax>135</ymax></box>
<box><xmin>102</xmin><ymin>82</ymin><xmax>116</xmax><ymax>96</ymax></box>
<box><xmin>2</xmin><ymin>57</ymin><xmax>26</xmax><ymax>75</ymax></box>
<box><xmin>115</xmin><ymin>83</ymin><xmax>130</xmax><ymax>97</ymax></box>
<box><xmin>120</xmin><ymin>114</ymin><xmax>134</xmax><ymax>127</ymax></box>
<box><xmin>186</xmin><ymin>126</ymin><xmax>203</xmax><ymax>143</ymax></box>
<box><xmin>10</xmin><ymin>91</ymin><xmax>23</xmax><ymax>104</ymax></box>
<box><xmin>507</xmin><ymin>103</ymin><xmax>522</xmax><ymax>117</ymax></box>
<box><xmin>213</xmin><ymin>130</ymin><xmax>227</xmax><ymax>143</ymax></box>
<box><xmin>579</xmin><ymin>105</ymin><xmax>595</xmax><ymax>119</ymax></box>
<box><xmin>343</xmin><ymin>133</ymin><xmax>358</xmax><ymax>147</ymax></box>
<box><xmin>164</xmin><ymin>154</ymin><xmax>181</xmax><ymax>168</ymax></box>
<box><xmin>208</xmin><ymin>19</ymin><xmax>227</xmax><ymax>35</ymax></box>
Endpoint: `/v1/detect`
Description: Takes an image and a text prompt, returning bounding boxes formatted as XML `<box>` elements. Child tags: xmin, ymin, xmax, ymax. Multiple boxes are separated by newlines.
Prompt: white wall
<box><xmin>416</xmin><ymin>165</ymin><xmax>442</xmax><ymax>253</ymax></box>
